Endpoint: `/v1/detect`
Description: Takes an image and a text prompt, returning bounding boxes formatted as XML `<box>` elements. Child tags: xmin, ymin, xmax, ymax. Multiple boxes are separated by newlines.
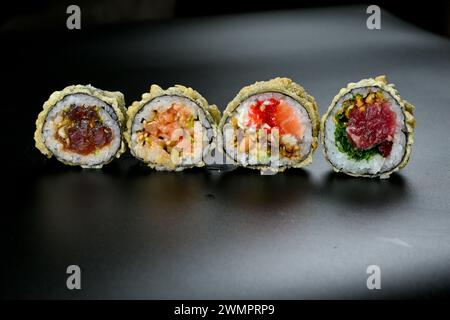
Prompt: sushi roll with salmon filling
<box><xmin>220</xmin><ymin>77</ymin><xmax>320</xmax><ymax>173</ymax></box>
<box><xmin>321</xmin><ymin>76</ymin><xmax>415</xmax><ymax>178</ymax></box>
<box><xmin>35</xmin><ymin>85</ymin><xmax>127</xmax><ymax>168</ymax></box>
<box><xmin>126</xmin><ymin>85</ymin><xmax>220</xmax><ymax>171</ymax></box>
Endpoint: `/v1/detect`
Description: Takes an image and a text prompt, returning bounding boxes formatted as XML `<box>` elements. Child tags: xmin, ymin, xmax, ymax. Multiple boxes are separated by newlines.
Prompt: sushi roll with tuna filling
<box><xmin>35</xmin><ymin>85</ymin><xmax>126</xmax><ymax>168</ymax></box>
<box><xmin>219</xmin><ymin>77</ymin><xmax>320</xmax><ymax>173</ymax></box>
<box><xmin>126</xmin><ymin>85</ymin><xmax>220</xmax><ymax>171</ymax></box>
<box><xmin>321</xmin><ymin>76</ymin><xmax>415</xmax><ymax>178</ymax></box>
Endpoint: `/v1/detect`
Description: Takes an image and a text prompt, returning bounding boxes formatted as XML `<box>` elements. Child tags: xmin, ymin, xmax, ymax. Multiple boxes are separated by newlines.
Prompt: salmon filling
<box><xmin>230</xmin><ymin>97</ymin><xmax>304</xmax><ymax>160</ymax></box>
<box><xmin>135</xmin><ymin>103</ymin><xmax>195</xmax><ymax>156</ymax></box>
<box><xmin>55</xmin><ymin>105</ymin><xmax>113</xmax><ymax>155</ymax></box>
<box><xmin>246</xmin><ymin>98</ymin><xmax>304</xmax><ymax>139</ymax></box>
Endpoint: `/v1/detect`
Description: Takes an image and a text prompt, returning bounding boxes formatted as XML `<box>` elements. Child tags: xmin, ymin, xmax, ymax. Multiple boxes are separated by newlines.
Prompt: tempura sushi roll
<box><xmin>321</xmin><ymin>76</ymin><xmax>415</xmax><ymax>178</ymax></box>
<box><xmin>219</xmin><ymin>77</ymin><xmax>320</xmax><ymax>173</ymax></box>
<box><xmin>126</xmin><ymin>85</ymin><xmax>220</xmax><ymax>171</ymax></box>
<box><xmin>35</xmin><ymin>85</ymin><xmax>126</xmax><ymax>168</ymax></box>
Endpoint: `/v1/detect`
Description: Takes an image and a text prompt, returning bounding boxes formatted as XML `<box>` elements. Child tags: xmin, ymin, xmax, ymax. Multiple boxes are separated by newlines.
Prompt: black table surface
<box><xmin>2</xmin><ymin>6</ymin><xmax>450</xmax><ymax>299</ymax></box>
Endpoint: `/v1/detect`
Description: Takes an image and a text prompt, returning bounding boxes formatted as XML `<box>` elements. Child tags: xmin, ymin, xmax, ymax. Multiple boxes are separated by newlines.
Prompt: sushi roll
<box><xmin>126</xmin><ymin>85</ymin><xmax>220</xmax><ymax>171</ymax></box>
<box><xmin>219</xmin><ymin>77</ymin><xmax>320</xmax><ymax>173</ymax></box>
<box><xmin>34</xmin><ymin>85</ymin><xmax>127</xmax><ymax>168</ymax></box>
<box><xmin>321</xmin><ymin>76</ymin><xmax>415</xmax><ymax>178</ymax></box>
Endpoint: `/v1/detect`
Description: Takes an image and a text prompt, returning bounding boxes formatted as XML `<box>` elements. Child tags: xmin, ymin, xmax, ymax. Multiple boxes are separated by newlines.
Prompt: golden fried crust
<box><xmin>125</xmin><ymin>84</ymin><xmax>220</xmax><ymax>170</ymax></box>
<box><xmin>320</xmin><ymin>75</ymin><xmax>416</xmax><ymax>178</ymax></box>
<box><xmin>34</xmin><ymin>84</ymin><xmax>127</xmax><ymax>167</ymax></box>
<box><xmin>219</xmin><ymin>77</ymin><xmax>320</xmax><ymax>171</ymax></box>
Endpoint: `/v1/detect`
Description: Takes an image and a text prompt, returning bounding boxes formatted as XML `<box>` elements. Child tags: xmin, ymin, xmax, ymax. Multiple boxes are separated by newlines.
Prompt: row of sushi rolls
<box><xmin>35</xmin><ymin>76</ymin><xmax>415</xmax><ymax>178</ymax></box>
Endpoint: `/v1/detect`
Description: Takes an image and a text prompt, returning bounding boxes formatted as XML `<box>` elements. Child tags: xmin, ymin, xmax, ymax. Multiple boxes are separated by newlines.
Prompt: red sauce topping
<box><xmin>57</xmin><ymin>105</ymin><xmax>113</xmax><ymax>155</ymax></box>
<box><xmin>247</xmin><ymin>98</ymin><xmax>280</xmax><ymax>130</ymax></box>
<box><xmin>346</xmin><ymin>101</ymin><xmax>396</xmax><ymax>156</ymax></box>
<box><xmin>246</xmin><ymin>98</ymin><xmax>303</xmax><ymax>138</ymax></box>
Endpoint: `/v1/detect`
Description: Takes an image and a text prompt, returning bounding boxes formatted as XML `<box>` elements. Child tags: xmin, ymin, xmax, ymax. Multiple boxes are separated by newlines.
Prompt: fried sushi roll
<box><xmin>126</xmin><ymin>85</ymin><xmax>220</xmax><ymax>171</ymax></box>
<box><xmin>35</xmin><ymin>85</ymin><xmax>127</xmax><ymax>168</ymax></box>
<box><xmin>321</xmin><ymin>76</ymin><xmax>415</xmax><ymax>178</ymax></box>
<box><xmin>219</xmin><ymin>77</ymin><xmax>320</xmax><ymax>173</ymax></box>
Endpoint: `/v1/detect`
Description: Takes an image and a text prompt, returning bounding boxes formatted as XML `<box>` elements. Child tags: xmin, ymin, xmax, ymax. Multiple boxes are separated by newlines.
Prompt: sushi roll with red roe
<box><xmin>219</xmin><ymin>77</ymin><xmax>320</xmax><ymax>173</ymax></box>
<box><xmin>321</xmin><ymin>76</ymin><xmax>415</xmax><ymax>178</ymax></box>
<box><xmin>34</xmin><ymin>85</ymin><xmax>127</xmax><ymax>168</ymax></box>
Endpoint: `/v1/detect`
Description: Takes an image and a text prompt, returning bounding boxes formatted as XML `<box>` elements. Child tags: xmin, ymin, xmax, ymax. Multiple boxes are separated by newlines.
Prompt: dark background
<box><xmin>2</xmin><ymin>0</ymin><xmax>450</xmax><ymax>38</ymax></box>
<box><xmin>2</xmin><ymin>1</ymin><xmax>450</xmax><ymax>300</ymax></box>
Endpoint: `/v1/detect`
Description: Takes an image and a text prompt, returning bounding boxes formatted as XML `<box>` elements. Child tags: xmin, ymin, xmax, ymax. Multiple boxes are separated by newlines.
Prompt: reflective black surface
<box><xmin>2</xmin><ymin>6</ymin><xmax>450</xmax><ymax>299</ymax></box>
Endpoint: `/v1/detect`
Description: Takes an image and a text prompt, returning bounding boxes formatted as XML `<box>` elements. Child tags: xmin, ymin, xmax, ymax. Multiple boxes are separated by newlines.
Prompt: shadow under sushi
<box><xmin>322</xmin><ymin>171</ymin><xmax>410</xmax><ymax>209</ymax></box>
<box><xmin>125</xmin><ymin>162</ymin><xmax>220</xmax><ymax>212</ymax></box>
<box><xmin>215</xmin><ymin>167</ymin><xmax>315</xmax><ymax>212</ymax></box>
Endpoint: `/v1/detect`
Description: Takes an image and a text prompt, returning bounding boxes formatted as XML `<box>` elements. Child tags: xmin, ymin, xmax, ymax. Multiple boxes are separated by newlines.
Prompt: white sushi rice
<box><xmin>324</xmin><ymin>87</ymin><xmax>406</xmax><ymax>177</ymax></box>
<box><xmin>42</xmin><ymin>93</ymin><xmax>122</xmax><ymax>168</ymax></box>
<box><xmin>223</xmin><ymin>92</ymin><xmax>313</xmax><ymax>168</ymax></box>
<box><xmin>130</xmin><ymin>95</ymin><xmax>214</xmax><ymax>169</ymax></box>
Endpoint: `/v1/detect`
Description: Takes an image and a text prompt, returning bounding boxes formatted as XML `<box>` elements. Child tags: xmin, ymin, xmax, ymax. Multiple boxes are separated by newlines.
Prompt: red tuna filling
<box><xmin>58</xmin><ymin>105</ymin><xmax>113</xmax><ymax>155</ymax></box>
<box><xmin>346</xmin><ymin>100</ymin><xmax>396</xmax><ymax>157</ymax></box>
